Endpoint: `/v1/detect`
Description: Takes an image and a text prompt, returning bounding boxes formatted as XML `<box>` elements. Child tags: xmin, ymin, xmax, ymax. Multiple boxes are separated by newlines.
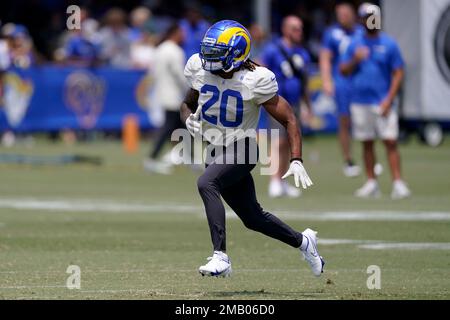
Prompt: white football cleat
<box><xmin>391</xmin><ymin>180</ymin><xmax>411</xmax><ymax>200</ymax></box>
<box><xmin>283</xmin><ymin>181</ymin><xmax>302</xmax><ymax>198</ymax></box>
<box><xmin>343</xmin><ymin>164</ymin><xmax>361</xmax><ymax>178</ymax></box>
<box><xmin>300</xmin><ymin>228</ymin><xmax>324</xmax><ymax>277</ymax></box>
<box><xmin>268</xmin><ymin>179</ymin><xmax>284</xmax><ymax>198</ymax></box>
<box><xmin>354</xmin><ymin>179</ymin><xmax>381</xmax><ymax>198</ymax></box>
<box><xmin>199</xmin><ymin>251</ymin><xmax>232</xmax><ymax>277</ymax></box>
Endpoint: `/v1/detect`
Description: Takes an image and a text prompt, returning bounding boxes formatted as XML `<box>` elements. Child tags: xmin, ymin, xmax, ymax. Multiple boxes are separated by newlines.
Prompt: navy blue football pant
<box><xmin>197</xmin><ymin>138</ymin><xmax>303</xmax><ymax>252</ymax></box>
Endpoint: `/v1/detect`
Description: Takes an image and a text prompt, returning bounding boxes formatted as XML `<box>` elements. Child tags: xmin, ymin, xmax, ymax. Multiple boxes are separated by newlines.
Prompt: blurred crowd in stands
<box><xmin>0</xmin><ymin>5</ymin><xmax>209</xmax><ymax>70</ymax></box>
<box><xmin>0</xmin><ymin>0</ymin><xmax>377</xmax><ymax>71</ymax></box>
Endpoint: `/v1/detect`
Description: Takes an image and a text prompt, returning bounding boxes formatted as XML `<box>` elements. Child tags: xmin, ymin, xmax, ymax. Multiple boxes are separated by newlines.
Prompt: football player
<box><xmin>180</xmin><ymin>20</ymin><xmax>324</xmax><ymax>277</ymax></box>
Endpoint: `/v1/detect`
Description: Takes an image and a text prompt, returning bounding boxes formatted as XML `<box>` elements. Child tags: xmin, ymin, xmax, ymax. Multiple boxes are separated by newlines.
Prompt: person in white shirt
<box><xmin>144</xmin><ymin>23</ymin><xmax>187</xmax><ymax>174</ymax></box>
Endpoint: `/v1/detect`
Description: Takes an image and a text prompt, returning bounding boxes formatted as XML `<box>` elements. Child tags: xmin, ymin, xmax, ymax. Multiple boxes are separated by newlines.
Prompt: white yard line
<box><xmin>0</xmin><ymin>285</ymin><xmax>66</xmax><ymax>289</ymax></box>
<box><xmin>79</xmin><ymin>289</ymin><xmax>203</xmax><ymax>298</ymax></box>
<box><xmin>1</xmin><ymin>197</ymin><xmax>450</xmax><ymax>221</ymax></box>
<box><xmin>359</xmin><ymin>242</ymin><xmax>450</xmax><ymax>250</ymax></box>
<box><xmin>319</xmin><ymin>238</ymin><xmax>377</xmax><ymax>245</ymax></box>
<box><xmin>276</xmin><ymin>211</ymin><xmax>450</xmax><ymax>221</ymax></box>
<box><xmin>0</xmin><ymin>198</ymin><xmax>199</xmax><ymax>214</ymax></box>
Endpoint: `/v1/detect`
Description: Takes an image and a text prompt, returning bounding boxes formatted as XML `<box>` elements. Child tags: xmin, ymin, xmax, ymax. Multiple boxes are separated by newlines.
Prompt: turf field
<box><xmin>0</xmin><ymin>136</ymin><xmax>449</xmax><ymax>300</ymax></box>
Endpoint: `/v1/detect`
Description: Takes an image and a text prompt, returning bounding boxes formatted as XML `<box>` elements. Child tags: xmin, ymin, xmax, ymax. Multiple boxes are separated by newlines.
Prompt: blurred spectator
<box><xmin>0</xmin><ymin>25</ymin><xmax>10</xmax><ymax>71</ymax></box>
<box><xmin>340</xmin><ymin>3</ymin><xmax>411</xmax><ymax>199</ymax></box>
<box><xmin>130</xmin><ymin>32</ymin><xmax>156</xmax><ymax>70</ymax></box>
<box><xmin>248</xmin><ymin>23</ymin><xmax>268</xmax><ymax>62</ymax></box>
<box><xmin>0</xmin><ymin>25</ymin><xmax>8</xmax><ymax>105</ymax></box>
<box><xmin>129</xmin><ymin>6</ymin><xmax>152</xmax><ymax>41</ymax></box>
<box><xmin>129</xmin><ymin>7</ymin><xmax>157</xmax><ymax>69</ymax></box>
<box><xmin>98</xmin><ymin>8</ymin><xmax>132</xmax><ymax>68</ymax></box>
<box><xmin>143</xmin><ymin>23</ymin><xmax>187</xmax><ymax>174</ymax></box>
<box><xmin>180</xmin><ymin>6</ymin><xmax>210</xmax><ymax>60</ymax></box>
<box><xmin>320</xmin><ymin>2</ymin><xmax>363</xmax><ymax>177</ymax></box>
<box><xmin>2</xmin><ymin>23</ymin><xmax>35</xmax><ymax>69</ymax></box>
<box><xmin>57</xmin><ymin>8</ymin><xmax>100</xmax><ymax>67</ymax></box>
<box><xmin>260</xmin><ymin>15</ymin><xmax>313</xmax><ymax>198</ymax></box>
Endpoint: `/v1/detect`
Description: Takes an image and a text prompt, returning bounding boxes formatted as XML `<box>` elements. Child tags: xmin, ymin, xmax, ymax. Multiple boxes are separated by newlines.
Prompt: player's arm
<box><xmin>180</xmin><ymin>88</ymin><xmax>199</xmax><ymax>122</ymax></box>
<box><xmin>262</xmin><ymin>94</ymin><xmax>313</xmax><ymax>189</ymax></box>
<box><xmin>180</xmin><ymin>88</ymin><xmax>201</xmax><ymax>136</ymax></box>
<box><xmin>340</xmin><ymin>46</ymin><xmax>369</xmax><ymax>76</ymax></box>
<box><xmin>319</xmin><ymin>49</ymin><xmax>334</xmax><ymax>96</ymax></box>
<box><xmin>380</xmin><ymin>68</ymin><xmax>404</xmax><ymax>117</ymax></box>
<box><xmin>263</xmin><ymin>94</ymin><xmax>302</xmax><ymax>159</ymax></box>
<box><xmin>300</xmin><ymin>70</ymin><xmax>313</xmax><ymax>117</ymax></box>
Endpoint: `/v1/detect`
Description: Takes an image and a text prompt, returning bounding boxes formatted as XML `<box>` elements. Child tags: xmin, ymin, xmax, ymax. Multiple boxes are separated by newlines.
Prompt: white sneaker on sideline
<box><xmin>143</xmin><ymin>159</ymin><xmax>172</xmax><ymax>175</ymax></box>
<box><xmin>354</xmin><ymin>179</ymin><xmax>381</xmax><ymax>198</ymax></box>
<box><xmin>283</xmin><ymin>181</ymin><xmax>302</xmax><ymax>198</ymax></box>
<box><xmin>162</xmin><ymin>150</ymin><xmax>184</xmax><ymax>166</ymax></box>
<box><xmin>391</xmin><ymin>180</ymin><xmax>411</xmax><ymax>200</ymax></box>
<box><xmin>269</xmin><ymin>179</ymin><xmax>284</xmax><ymax>198</ymax></box>
<box><xmin>300</xmin><ymin>228</ymin><xmax>324</xmax><ymax>277</ymax></box>
<box><xmin>343</xmin><ymin>164</ymin><xmax>361</xmax><ymax>178</ymax></box>
<box><xmin>199</xmin><ymin>251</ymin><xmax>232</xmax><ymax>277</ymax></box>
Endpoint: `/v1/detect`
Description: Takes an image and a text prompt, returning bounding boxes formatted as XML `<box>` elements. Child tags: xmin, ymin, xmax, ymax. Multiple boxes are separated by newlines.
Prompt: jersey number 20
<box><xmin>201</xmin><ymin>84</ymin><xmax>243</xmax><ymax>128</ymax></box>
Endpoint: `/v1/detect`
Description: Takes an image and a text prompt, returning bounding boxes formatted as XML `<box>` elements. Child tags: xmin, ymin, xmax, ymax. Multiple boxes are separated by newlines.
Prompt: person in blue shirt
<box><xmin>320</xmin><ymin>2</ymin><xmax>363</xmax><ymax>178</ymax></box>
<box><xmin>340</xmin><ymin>3</ymin><xmax>411</xmax><ymax>200</ymax></box>
<box><xmin>64</xmin><ymin>32</ymin><xmax>98</xmax><ymax>67</ymax></box>
<box><xmin>179</xmin><ymin>7</ymin><xmax>210</xmax><ymax>60</ymax></box>
<box><xmin>260</xmin><ymin>15</ymin><xmax>313</xmax><ymax>198</ymax></box>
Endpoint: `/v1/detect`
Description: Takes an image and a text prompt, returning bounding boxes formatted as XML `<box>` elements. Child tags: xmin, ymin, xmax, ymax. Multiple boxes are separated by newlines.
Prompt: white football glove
<box><xmin>282</xmin><ymin>160</ymin><xmax>313</xmax><ymax>189</ymax></box>
<box><xmin>185</xmin><ymin>113</ymin><xmax>201</xmax><ymax>137</ymax></box>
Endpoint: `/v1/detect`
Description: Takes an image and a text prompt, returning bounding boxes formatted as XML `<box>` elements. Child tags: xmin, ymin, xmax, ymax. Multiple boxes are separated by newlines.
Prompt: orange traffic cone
<box><xmin>122</xmin><ymin>114</ymin><xmax>140</xmax><ymax>154</ymax></box>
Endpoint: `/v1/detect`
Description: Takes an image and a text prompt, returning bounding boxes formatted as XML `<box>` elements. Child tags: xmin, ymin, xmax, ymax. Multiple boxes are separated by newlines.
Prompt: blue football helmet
<box><xmin>199</xmin><ymin>20</ymin><xmax>252</xmax><ymax>72</ymax></box>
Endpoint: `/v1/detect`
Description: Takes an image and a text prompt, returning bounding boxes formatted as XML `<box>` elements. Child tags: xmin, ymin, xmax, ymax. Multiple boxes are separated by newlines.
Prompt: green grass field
<box><xmin>0</xmin><ymin>136</ymin><xmax>449</xmax><ymax>300</ymax></box>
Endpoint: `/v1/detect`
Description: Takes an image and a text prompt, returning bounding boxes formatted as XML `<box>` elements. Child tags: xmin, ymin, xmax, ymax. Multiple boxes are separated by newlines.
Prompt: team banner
<box><xmin>0</xmin><ymin>66</ymin><xmax>156</xmax><ymax>132</ymax></box>
<box><xmin>0</xmin><ymin>66</ymin><xmax>337</xmax><ymax>133</ymax></box>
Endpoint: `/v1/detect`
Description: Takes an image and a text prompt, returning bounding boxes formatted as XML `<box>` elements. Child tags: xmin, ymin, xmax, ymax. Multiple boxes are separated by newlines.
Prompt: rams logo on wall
<box><xmin>135</xmin><ymin>74</ymin><xmax>153</xmax><ymax>110</ymax></box>
<box><xmin>135</xmin><ymin>73</ymin><xmax>165</xmax><ymax>127</ymax></box>
<box><xmin>1</xmin><ymin>72</ymin><xmax>34</xmax><ymax>128</ymax></box>
<box><xmin>435</xmin><ymin>5</ymin><xmax>450</xmax><ymax>84</ymax></box>
<box><xmin>64</xmin><ymin>71</ymin><xmax>106</xmax><ymax>129</ymax></box>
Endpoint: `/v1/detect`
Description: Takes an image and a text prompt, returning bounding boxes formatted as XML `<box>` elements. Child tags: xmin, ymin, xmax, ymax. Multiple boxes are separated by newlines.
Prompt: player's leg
<box><xmin>197</xmin><ymin>160</ymin><xmax>256</xmax><ymax>251</ymax></box>
<box><xmin>352</xmin><ymin>104</ymin><xmax>380</xmax><ymax>198</ymax></box>
<box><xmin>383</xmin><ymin>139</ymin><xmax>411</xmax><ymax>199</ymax></box>
<box><xmin>363</xmin><ymin>140</ymin><xmax>376</xmax><ymax>179</ymax></box>
<box><xmin>336</xmin><ymin>83</ymin><xmax>360</xmax><ymax>177</ymax></box>
<box><xmin>143</xmin><ymin>110</ymin><xmax>179</xmax><ymax>174</ymax></box>
<box><xmin>223</xmin><ymin>173</ymin><xmax>302</xmax><ymax>248</ymax></box>
<box><xmin>221</xmin><ymin>173</ymin><xmax>324</xmax><ymax>276</ymax></box>
<box><xmin>149</xmin><ymin>110</ymin><xmax>179</xmax><ymax>160</ymax></box>
<box><xmin>197</xmin><ymin>158</ymin><xmax>255</xmax><ymax>277</ymax></box>
<box><xmin>377</xmin><ymin>109</ymin><xmax>411</xmax><ymax>199</ymax></box>
<box><xmin>383</xmin><ymin>139</ymin><xmax>401</xmax><ymax>180</ymax></box>
<box><xmin>338</xmin><ymin>115</ymin><xmax>352</xmax><ymax>162</ymax></box>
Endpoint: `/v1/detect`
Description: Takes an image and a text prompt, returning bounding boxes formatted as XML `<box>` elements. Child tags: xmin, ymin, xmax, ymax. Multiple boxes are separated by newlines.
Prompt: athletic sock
<box><xmin>299</xmin><ymin>233</ymin><xmax>308</xmax><ymax>251</ymax></box>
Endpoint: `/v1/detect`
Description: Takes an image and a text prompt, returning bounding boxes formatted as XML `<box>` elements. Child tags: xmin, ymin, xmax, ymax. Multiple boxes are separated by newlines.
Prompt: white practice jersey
<box><xmin>184</xmin><ymin>54</ymin><xmax>278</xmax><ymax>146</ymax></box>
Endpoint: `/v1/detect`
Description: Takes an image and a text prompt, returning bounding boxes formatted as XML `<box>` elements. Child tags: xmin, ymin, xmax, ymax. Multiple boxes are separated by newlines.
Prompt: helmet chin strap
<box><xmin>222</xmin><ymin>62</ymin><xmax>235</xmax><ymax>73</ymax></box>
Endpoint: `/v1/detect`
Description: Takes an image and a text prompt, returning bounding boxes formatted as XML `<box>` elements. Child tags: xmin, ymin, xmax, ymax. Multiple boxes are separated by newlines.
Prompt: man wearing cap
<box><xmin>340</xmin><ymin>3</ymin><xmax>411</xmax><ymax>199</ymax></box>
